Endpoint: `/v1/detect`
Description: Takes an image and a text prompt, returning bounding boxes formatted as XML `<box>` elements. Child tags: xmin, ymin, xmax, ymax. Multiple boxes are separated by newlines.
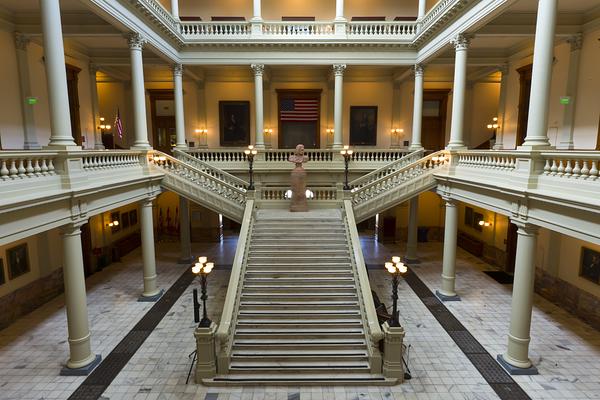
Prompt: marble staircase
<box><xmin>208</xmin><ymin>209</ymin><xmax>391</xmax><ymax>385</ymax></box>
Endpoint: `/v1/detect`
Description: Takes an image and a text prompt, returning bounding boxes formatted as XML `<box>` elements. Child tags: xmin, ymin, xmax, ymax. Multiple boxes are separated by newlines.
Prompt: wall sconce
<box><xmin>390</xmin><ymin>128</ymin><xmax>404</xmax><ymax>148</ymax></box>
<box><xmin>486</xmin><ymin>117</ymin><xmax>499</xmax><ymax>130</ymax></box>
<box><xmin>107</xmin><ymin>220</ymin><xmax>119</xmax><ymax>227</ymax></box>
<box><xmin>98</xmin><ymin>117</ymin><xmax>111</xmax><ymax>133</ymax></box>
<box><xmin>478</xmin><ymin>220</ymin><xmax>492</xmax><ymax>227</ymax></box>
<box><xmin>263</xmin><ymin>128</ymin><xmax>273</xmax><ymax>148</ymax></box>
<box><xmin>195</xmin><ymin>128</ymin><xmax>208</xmax><ymax>147</ymax></box>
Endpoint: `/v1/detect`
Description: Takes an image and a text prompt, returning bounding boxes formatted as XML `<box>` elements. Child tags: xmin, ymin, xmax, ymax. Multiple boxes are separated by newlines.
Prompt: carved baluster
<box><xmin>17</xmin><ymin>159</ymin><xmax>26</xmax><ymax>178</ymax></box>
<box><xmin>33</xmin><ymin>159</ymin><xmax>41</xmax><ymax>176</ymax></box>
<box><xmin>572</xmin><ymin>160</ymin><xmax>581</xmax><ymax>178</ymax></box>
<box><xmin>543</xmin><ymin>159</ymin><xmax>551</xmax><ymax>175</ymax></box>
<box><xmin>580</xmin><ymin>160</ymin><xmax>590</xmax><ymax>179</ymax></box>
<box><xmin>25</xmin><ymin>159</ymin><xmax>34</xmax><ymax>177</ymax></box>
<box><xmin>48</xmin><ymin>159</ymin><xmax>55</xmax><ymax>175</ymax></box>
<box><xmin>564</xmin><ymin>160</ymin><xmax>573</xmax><ymax>177</ymax></box>
<box><xmin>9</xmin><ymin>160</ymin><xmax>18</xmax><ymax>179</ymax></box>
<box><xmin>589</xmin><ymin>160</ymin><xmax>598</xmax><ymax>181</ymax></box>
<box><xmin>557</xmin><ymin>160</ymin><xmax>565</xmax><ymax>176</ymax></box>
<box><xmin>40</xmin><ymin>159</ymin><xmax>49</xmax><ymax>175</ymax></box>
<box><xmin>0</xmin><ymin>160</ymin><xmax>9</xmax><ymax>180</ymax></box>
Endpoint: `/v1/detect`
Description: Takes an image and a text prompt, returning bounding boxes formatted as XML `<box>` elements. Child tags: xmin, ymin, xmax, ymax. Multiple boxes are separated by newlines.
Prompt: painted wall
<box><xmin>467</xmin><ymin>82</ymin><xmax>501</xmax><ymax>148</ymax></box>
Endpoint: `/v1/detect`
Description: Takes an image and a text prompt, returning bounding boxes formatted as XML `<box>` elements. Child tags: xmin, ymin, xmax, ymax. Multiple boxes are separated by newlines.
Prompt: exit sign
<box><xmin>560</xmin><ymin>96</ymin><xmax>571</xmax><ymax>105</ymax></box>
<box><xmin>26</xmin><ymin>97</ymin><xmax>38</xmax><ymax>105</ymax></box>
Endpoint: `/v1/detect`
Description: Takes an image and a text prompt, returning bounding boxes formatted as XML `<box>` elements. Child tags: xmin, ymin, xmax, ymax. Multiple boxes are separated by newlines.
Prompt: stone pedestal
<box><xmin>194</xmin><ymin>322</ymin><xmax>217</xmax><ymax>382</ymax></box>
<box><xmin>382</xmin><ymin>322</ymin><xmax>405</xmax><ymax>382</ymax></box>
<box><xmin>290</xmin><ymin>166</ymin><xmax>308</xmax><ymax>212</ymax></box>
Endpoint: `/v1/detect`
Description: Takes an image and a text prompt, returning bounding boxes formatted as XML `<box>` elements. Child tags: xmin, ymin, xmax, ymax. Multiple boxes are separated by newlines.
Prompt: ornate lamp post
<box><xmin>385</xmin><ymin>256</ymin><xmax>408</xmax><ymax>327</ymax></box>
<box><xmin>244</xmin><ymin>145</ymin><xmax>258</xmax><ymax>191</ymax></box>
<box><xmin>340</xmin><ymin>145</ymin><xmax>353</xmax><ymax>190</ymax></box>
<box><xmin>191</xmin><ymin>256</ymin><xmax>214</xmax><ymax>327</ymax></box>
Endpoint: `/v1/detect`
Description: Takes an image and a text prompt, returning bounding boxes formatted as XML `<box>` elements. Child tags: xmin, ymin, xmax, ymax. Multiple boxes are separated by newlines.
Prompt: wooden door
<box><xmin>277</xmin><ymin>89</ymin><xmax>321</xmax><ymax>149</ymax></box>
<box><xmin>421</xmin><ymin>90</ymin><xmax>449</xmax><ymax>151</ymax></box>
<box><xmin>149</xmin><ymin>90</ymin><xmax>176</xmax><ymax>154</ymax></box>
<box><xmin>516</xmin><ymin>64</ymin><xmax>533</xmax><ymax>147</ymax></box>
<box><xmin>66</xmin><ymin>64</ymin><xmax>82</xmax><ymax>146</ymax></box>
<box><xmin>505</xmin><ymin>222</ymin><xmax>518</xmax><ymax>273</ymax></box>
<box><xmin>80</xmin><ymin>223</ymin><xmax>93</xmax><ymax>277</ymax></box>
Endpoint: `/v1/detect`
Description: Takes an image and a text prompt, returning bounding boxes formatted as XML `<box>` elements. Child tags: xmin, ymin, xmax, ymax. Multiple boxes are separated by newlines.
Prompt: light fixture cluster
<box><xmin>98</xmin><ymin>117</ymin><xmax>111</xmax><ymax>131</ymax></box>
<box><xmin>385</xmin><ymin>256</ymin><xmax>408</xmax><ymax>274</ymax></box>
<box><xmin>107</xmin><ymin>220</ymin><xmax>119</xmax><ymax>228</ymax></box>
<box><xmin>192</xmin><ymin>256</ymin><xmax>214</xmax><ymax>275</ymax></box>
<box><xmin>195</xmin><ymin>128</ymin><xmax>208</xmax><ymax>134</ymax></box>
<box><xmin>390</xmin><ymin>128</ymin><xmax>404</xmax><ymax>134</ymax></box>
<box><xmin>244</xmin><ymin>145</ymin><xmax>258</xmax><ymax>156</ymax></box>
<box><xmin>487</xmin><ymin>117</ymin><xmax>499</xmax><ymax>130</ymax></box>
<box><xmin>478</xmin><ymin>220</ymin><xmax>492</xmax><ymax>227</ymax></box>
<box><xmin>340</xmin><ymin>144</ymin><xmax>353</xmax><ymax>156</ymax></box>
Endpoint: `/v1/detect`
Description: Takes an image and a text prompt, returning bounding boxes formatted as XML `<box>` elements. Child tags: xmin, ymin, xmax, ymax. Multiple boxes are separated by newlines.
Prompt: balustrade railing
<box><xmin>0</xmin><ymin>151</ymin><xmax>58</xmax><ymax>181</ymax></box>
<box><xmin>262</xmin><ymin>21</ymin><xmax>334</xmax><ymax>36</ymax></box>
<box><xmin>456</xmin><ymin>151</ymin><xmax>517</xmax><ymax>171</ymax></box>
<box><xmin>259</xmin><ymin>186</ymin><xmax>338</xmax><ymax>201</ymax></box>
<box><xmin>179</xmin><ymin>22</ymin><xmax>251</xmax><ymax>38</ymax></box>
<box><xmin>541</xmin><ymin>152</ymin><xmax>600</xmax><ymax>181</ymax></box>
<box><xmin>347</xmin><ymin>21</ymin><xmax>417</xmax><ymax>37</ymax></box>
<box><xmin>349</xmin><ymin>149</ymin><xmax>423</xmax><ymax>190</ymax></box>
<box><xmin>174</xmin><ymin>149</ymin><xmax>248</xmax><ymax>189</ymax></box>
<box><xmin>81</xmin><ymin>151</ymin><xmax>143</xmax><ymax>171</ymax></box>
<box><xmin>185</xmin><ymin>149</ymin><xmax>248</xmax><ymax>163</ymax></box>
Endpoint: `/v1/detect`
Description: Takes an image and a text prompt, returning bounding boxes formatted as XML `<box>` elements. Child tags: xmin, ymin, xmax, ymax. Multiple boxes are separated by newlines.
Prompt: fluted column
<box><xmin>558</xmin><ymin>34</ymin><xmax>583</xmax><ymax>150</ymax></box>
<box><xmin>40</xmin><ymin>0</ymin><xmax>76</xmax><ymax>148</ymax></box>
<box><xmin>436</xmin><ymin>198</ymin><xmax>460</xmax><ymax>301</ymax></box>
<box><xmin>251</xmin><ymin>64</ymin><xmax>265</xmax><ymax>148</ymax></box>
<box><xmin>418</xmin><ymin>0</ymin><xmax>427</xmax><ymax>20</ymax></box>
<box><xmin>59</xmin><ymin>223</ymin><xmax>101</xmax><ymax>375</ymax></box>
<box><xmin>89</xmin><ymin>63</ymin><xmax>104</xmax><ymax>150</ymax></box>
<box><xmin>171</xmin><ymin>0</ymin><xmax>179</xmax><ymax>19</ymax></box>
<box><xmin>333</xmin><ymin>64</ymin><xmax>346</xmax><ymax>149</ymax></box>
<box><xmin>179</xmin><ymin>197</ymin><xmax>192</xmax><ymax>263</ymax></box>
<box><xmin>497</xmin><ymin>222</ymin><xmax>539</xmax><ymax>375</ymax></box>
<box><xmin>405</xmin><ymin>197</ymin><xmax>419</xmax><ymax>263</ymax></box>
<box><xmin>410</xmin><ymin>64</ymin><xmax>424</xmax><ymax>150</ymax></box>
<box><xmin>14</xmin><ymin>32</ymin><xmax>40</xmax><ymax>150</ymax></box>
<box><xmin>447</xmin><ymin>34</ymin><xmax>470</xmax><ymax>150</ymax></box>
<box><xmin>128</xmin><ymin>33</ymin><xmax>151</xmax><ymax>149</ymax></box>
<box><xmin>521</xmin><ymin>0</ymin><xmax>557</xmax><ymax>149</ymax></box>
<box><xmin>493</xmin><ymin>64</ymin><xmax>509</xmax><ymax>150</ymax></box>
<box><xmin>139</xmin><ymin>198</ymin><xmax>162</xmax><ymax>301</ymax></box>
<box><xmin>173</xmin><ymin>64</ymin><xmax>187</xmax><ymax>148</ymax></box>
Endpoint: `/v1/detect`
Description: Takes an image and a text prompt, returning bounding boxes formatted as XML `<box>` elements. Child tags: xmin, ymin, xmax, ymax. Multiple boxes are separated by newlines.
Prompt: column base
<box><xmin>60</xmin><ymin>354</ymin><xmax>102</xmax><ymax>376</ymax></box>
<box><xmin>178</xmin><ymin>256</ymin><xmax>193</xmax><ymax>264</ymax></box>
<box><xmin>445</xmin><ymin>144</ymin><xmax>467</xmax><ymax>150</ymax></box>
<box><xmin>254</xmin><ymin>143</ymin><xmax>266</xmax><ymax>150</ymax></box>
<box><xmin>435</xmin><ymin>290</ymin><xmax>461</xmax><ymax>302</ymax></box>
<box><xmin>138</xmin><ymin>289</ymin><xmax>164</xmax><ymax>302</ymax></box>
<box><xmin>24</xmin><ymin>142</ymin><xmax>42</xmax><ymax>150</ymax></box>
<box><xmin>517</xmin><ymin>143</ymin><xmax>552</xmax><ymax>151</ymax></box>
<box><xmin>496</xmin><ymin>354</ymin><xmax>538</xmax><ymax>375</ymax></box>
<box><xmin>131</xmin><ymin>144</ymin><xmax>152</xmax><ymax>150</ymax></box>
<box><xmin>408</xmin><ymin>145</ymin><xmax>424</xmax><ymax>151</ymax></box>
<box><xmin>93</xmin><ymin>144</ymin><xmax>106</xmax><ymax>150</ymax></box>
<box><xmin>43</xmin><ymin>145</ymin><xmax>81</xmax><ymax>151</ymax></box>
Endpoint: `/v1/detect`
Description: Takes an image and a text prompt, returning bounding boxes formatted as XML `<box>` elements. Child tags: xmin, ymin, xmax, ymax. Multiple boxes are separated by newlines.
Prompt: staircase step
<box><xmin>205</xmin><ymin>373</ymin><xmax>393</xmax><ymax>386</ymax></box>
<box><xmin>238</xmin><ymin>310</ymin><xmax>360</xmax><ymax>319</ymax></box>
<box><xmin>245</xmin><ymin>270</ymin><xmax>353</xmax><ymax>277</ymax></box>
<box><xmin>242</xmin><ymin>284</ymin><xmax>356</xmax><ymax>292</ymax></box>
<box><xmin>233</xmin><ymin>338</ymin><xmax>366</xmax><ymax>348</ymax></box>
<box><xmin>228</xmin><ymin>360</ymin><xmax>370</xmax><ymax>374</ymax></box>
<box><xmin>241</xmin><ymin>293</ymin><xmax>358</xmax><ymax>301</ymax></box>
<box><xmin>231</xmin><ymin>349</ymin><xmax>368</xmax><ymax>358</ymax></box>
<box><xmin>249</xmin><ymin>250</ymin><xmax>349</xmax><ymax>256</ymax></box>
<box><xmin>236</xmin><ymin>320</ymin><xmax>362</xmax><ymax>329</ymax></box>
<box><xmin>239</xmin><ymin>301</ymin><xmax>359</xmax><ymax>310</ymax></box>
<box><xmin>247</xmin><ymin>257</ymin><xmax>351</xmax><ymax>263</ymax></box>
<box><xmin>245</xmin><ymin>277</ymin><xmax>354</xmax><ymax>285</ymax></box>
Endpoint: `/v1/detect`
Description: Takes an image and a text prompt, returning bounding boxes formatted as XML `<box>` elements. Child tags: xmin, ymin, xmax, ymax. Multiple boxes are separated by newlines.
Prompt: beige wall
<box><xmin>467</xmin><ymin>82</ymin><xmax>501</xmax><ymax>147</ymax></box>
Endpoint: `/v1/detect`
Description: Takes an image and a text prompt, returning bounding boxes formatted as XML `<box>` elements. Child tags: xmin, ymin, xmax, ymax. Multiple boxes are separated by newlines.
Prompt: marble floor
<box><xmin>0</xmin><ymin>235</ymin><xmax>599</xmax><ymax>400</ymax></box>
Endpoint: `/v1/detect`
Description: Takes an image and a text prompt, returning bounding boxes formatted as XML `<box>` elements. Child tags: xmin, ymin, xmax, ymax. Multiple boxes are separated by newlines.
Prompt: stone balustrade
<box><xmin>262</xmin><ymin>21</ymin><xmax>334</xmax><ymax>36</ymax></box>
<box><xmin>347</xmin><ymin>21</ymin><xmax>417</xmax><ymax>37</ymax></box>
<box><xmin>179</xmin><ymin>22</ymin><xmax>251</xmax><ymax>38</ymax></box>
<box><xmin>81</xmin><ymin>151</ymin><xmax>143</xmax><ymax>171</ymax></box>
<box><xmin>173</xmin><ymin>149</ymin><xmax>248</xmax><ymax>189</ymax></box>
<box><xmin>541</xmin><ymin>152</ymin><xmax>600</xmax><ymax>181</ymax></box>
<box><xmin>0</xmin><ymin>151</ymin><xmax>58</xmax><ymax>181</ymax></box>
<box><xmin>259</xmin><ymin>186</ymin><xmax>338</xmax><ymax>201</ymax></box>
<box><xmin>457</xmin><ymin>151</ymin><xmax>517</xmax><ymax>171</ymax></box>
<box><xmin>350</xmin><ymin>149</ymin><xmax>424</xmax><ymax>190</ymax></box>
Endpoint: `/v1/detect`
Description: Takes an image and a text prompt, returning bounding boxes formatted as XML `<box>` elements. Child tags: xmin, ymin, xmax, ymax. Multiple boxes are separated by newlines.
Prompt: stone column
<box><xmin>60</xmin><ymin>223</ymin><xmax>101</xmax><ymax>375</ymax></box>
<box><xmin>410</xmin><ymin>64</ymin><xmax>424</xmax><ymax>151</ymax></box>
<box><xmin>171</xmin><ymin>0</ymin><xmax>179</xmax><ymax>19</ymax></box>
<box><xmin>335</xmin><ymin>0</ymin><xmax>345</xmax><ymax>21</ymax></box>
<box><xmin>252</xmin><ymin>0</ymin><xmax>262</xmax><ymax>21</ymax></box>
<box><xmin>447</xmin><ymin>34</ymin><xmax>470</xmax><ymax>150</ymax></box>
<box><xmin>405</xmin><ymin>197</ymin><xmax>419</xmax><ymax>263</ymax></box>
<box><xmin>382</xmin><ymin>322</ymin><xmax>406</xmax><ymax>381</ymax></box>
<box><xmin>139</xmin><ymin>198</ymin><xmax>162</xmax><ymax>301</ymax></box>
<box><xmin>14</xmin><ymin>32</ymin><xmax>41</xmax><ymax>150</ymax></box>
<box><xmin>194</xmin><ymin>322</ymin><xmax>217</xmax><ymax>381</ymax></box>
<box><xmin>40</xmin><ymin>0</ymin><xmax>76</xmax><ymax>148</ymax></box>
<box><xmin>497</xmin><ymin>222</ymin><xmax>539</xmax><ymax>375</ymax></box>
<box><xmin>558</xmin><ymin>34</ymin><xmax>583</xmax><ymax>150</ymax></box>
<box><xmin>520</xmin><ymin>0</ymin><xmax>557</xmax><ymax>149</ymax></box>
<box><xmin>251</xmin><ymin>64</ymin><xmax>265</xmax><ymax>149</ymax></box>
<box><xmin>493</xmin><ymin>64</ymin><xmax>509</xmax><ymax>150</ymax></box>
<box><xmin>89</xmin><ymin>63</ymin><xmax>104</xmax><ymax>150</ymax></box>
<box><xmin>417</xmin><ymin>0</ymin><xmax>427</xmax><ymax>20</ymax></box>
<box><xmin>436</xmin><ymin>198</ymin><xmax>460</xmax><ymax>301</ymax></box>
<box><xmin>333</xmin><ymin>64</ymin><xmax>346</xmax><ymax>149</ymax></box>
<box><xmin>179</xmin><ymin>196</ymin><xmax>192</xmax><ymax>264</ymax></box>
<box><xmin>173</xmin><ymin>64</ymin><xmax>187</xmax><ymax>149</ymax></box>
<box><xmin>128</xmin><ymin>33</ymin><xmax>151</xmax><ymax>149</ymax></box>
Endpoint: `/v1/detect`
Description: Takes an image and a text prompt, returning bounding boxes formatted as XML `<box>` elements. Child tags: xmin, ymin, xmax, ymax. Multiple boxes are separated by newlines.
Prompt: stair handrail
<box><xmin>215</xmin><ymin>200</ymin><xmax>255</xmax><ymax>373</ymax></box>
<box><xmin>351</xmin><ymin>150</ymin><xmax>450</xmax><ymax>207</ymax></box>
<box><xmin>343</xmin><ymin>200</ymin><xmax>383</xmax><ymax>372</ymax></box>
<box><xmin>349</xmin><ymin>149</ymin><xmax>424</xmax><ymax>190</ymax></box>
<box><xmin>173</xmin><ymin>149</ymin><xmax>249</xmax><ymax>189</ymax></box>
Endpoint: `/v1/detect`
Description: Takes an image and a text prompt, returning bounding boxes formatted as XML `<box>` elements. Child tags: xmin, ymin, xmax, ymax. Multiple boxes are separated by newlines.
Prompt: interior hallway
<box><xmin>0</xmin><ymin>236</ymin><xmax>599</xmax><ymax>400</ymax></box>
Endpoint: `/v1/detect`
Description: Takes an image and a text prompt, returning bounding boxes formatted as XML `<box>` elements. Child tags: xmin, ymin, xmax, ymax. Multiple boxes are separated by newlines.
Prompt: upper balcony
<box><xmin>132</xmin><ymin>0</ymin><xmax>469</xmax><ymax>45</ymax></box>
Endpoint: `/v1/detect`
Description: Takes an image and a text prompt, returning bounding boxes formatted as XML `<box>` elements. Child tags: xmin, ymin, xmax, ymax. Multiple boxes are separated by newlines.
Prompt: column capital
<box><xmin>498</xmin><ymin>63</ymin><xmax>509</xmax><ymax>76</ymax></box>
<box><xmin>440</xmin><ymin>195</ymin><xmax>456</xmax><ymax>207</ymax></box>
<box><xmin>127</xmin><ymin>33</ymin><xmax>146</xmax><ymax>50</ymax></box>
<box><xmin>250</xmin><ymin>64</ymin><xmax>265</xmax><ymax>76</ymax></box>
<box><xmin>510</xmin><ymin>219</ymin><xmax>539</xmax><ymax>236</ymax></box>
<box><xmin>89</xmin><ymin>62</ymin><xmax>100</xmax><ymax>75</ymax></box>
<box><xmin>14</xmin><ymin>31</ymin><xmax>30</xmax><ymax>51</ymax></box>
<box><xmin>59</xmin><ymin>221</ymin><xmax>86</xmax><ymax>237</ymax></box>
<box><xmin>140</xmin><ymin>196</ymin><xmax>156</xmax><ymax>207</ymax></box>
<box><xmin>450</xmin><ymin>33</ymin><xmax>471</xmax><ymax>51</ymax></box>
<box><xmin>566</xmin><ymin>33</ymin><xmax>583</xmax><ymax>51</ymax></box>
<box><xmin>172</xmin><ymin>63</ymin><xmax>183</xmax><ymax>76</ymax></box>
<box><xmin>414</xmin><ymin>64</ymin><xmax>425</xmax><ymax>76</ymax></box>
<box><xmin>332</xmin><ymin>64</ymin><xmax>346</xmax><ymax>76</ymax></box>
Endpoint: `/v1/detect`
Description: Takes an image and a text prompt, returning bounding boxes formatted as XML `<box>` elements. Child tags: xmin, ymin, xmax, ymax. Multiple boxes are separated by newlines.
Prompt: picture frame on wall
<box><xmin>121</xmin><ymin>211</ymin><xmax>130</xmax><ymax>229</ymax></box>
<box><xmin>350</xmin><ymin>106</ymin><xmax>378</xmax><ymax>146</ymax></box>
<box><xmin>219</xmin><ymin>101</ymin><xmax>250</xmax><ymax>147</ymax></box>
<box><xmin>0</xmin><ymin>258</ymin><xmax>5</xmax><ymax>285</ymax></box>
<box><xmin>7</xmin><ymin>243</ymin><xmax>30</xmax><ymax>280</ymax></box>
<box><xmin>129</xmin><ymin>209</ymin><xmax>138</xmax><ymax>226</ymax></box>
<box><xmin>580</xmin><ymin>247</ymin><xmax>600</xmax><ymax>284</ymax></box>
<box><xmin>465</xmin><ymin>207</ymin><xmax>474</xmax><ymax>227</ymax></box>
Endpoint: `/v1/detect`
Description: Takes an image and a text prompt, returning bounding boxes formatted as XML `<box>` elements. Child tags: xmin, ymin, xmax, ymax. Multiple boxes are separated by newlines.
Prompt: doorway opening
<box><xmin>516</xmin><ymin>64</ymin><xmax>533</xmax><ymax>147</ymax></box>
<box><xmin>149</xmin><ymin>89</ymin><xmax>176</xmax><ymax>154</ymax></box>
<box><xmin>422</xmin><ymin>89</ymin><xmax>449</xmax><ymax>151</ymax></box>
<box><xmin>65</xmin><ymin>64</ymin><xmax>82</xmax><ymax>146</ymax></box>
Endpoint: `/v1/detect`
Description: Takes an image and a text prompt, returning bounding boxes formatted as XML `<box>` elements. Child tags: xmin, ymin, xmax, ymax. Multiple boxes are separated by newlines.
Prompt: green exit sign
<box><xmin>26</xmin><ymin>97</ymin><xmax>38</xmax><ymax>105</ymax></box>
<box><xmin>560</xmin><ymin>96</ymin><xmax>571</xmax><ymax>105</ymax></box>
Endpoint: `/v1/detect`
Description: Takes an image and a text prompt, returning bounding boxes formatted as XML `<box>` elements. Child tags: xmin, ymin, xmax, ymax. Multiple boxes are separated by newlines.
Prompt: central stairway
<box><xmin>209</xmin><ymin>209</ymin><xmax>391</xmax><ymax>385</ymax></box>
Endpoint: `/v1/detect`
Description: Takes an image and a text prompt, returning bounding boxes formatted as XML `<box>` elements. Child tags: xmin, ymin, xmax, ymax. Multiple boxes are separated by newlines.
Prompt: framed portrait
<box><xmin>350</xmin><ymin>106</ymin><xmax>378</xmax><ymax>146</ymax></box>
<box><xmin>580</xmin><ymin>247</ymin><xmax>600</xmax><ymax>284</ymax></box>
<box><xmin>219</xmin><ymin>101</ymin><xmax>250</xmax><ymax>147</ymax></box>
<box><xmin>121</xmin><ymin>211</ymin><xmax>130</xmax><ymax>229</ymax></box>
<box><xmin>129</xmin><ymin>209</ymin><xmax>138</xmax><ymax>226</ymax></box>
<box><xmin>0</xmin><ymin>258</ymin><xmax>5</xmax><ymax>285</ymax></box>
<box><xmin>465</xmin><ymin>207</ymin><xmax>474</xmax><ymax>227</ymax></box>
<box><xmin>7</xmin><ymin>243</ymin><xmax>30</xmax><ymax>280</ymax></box>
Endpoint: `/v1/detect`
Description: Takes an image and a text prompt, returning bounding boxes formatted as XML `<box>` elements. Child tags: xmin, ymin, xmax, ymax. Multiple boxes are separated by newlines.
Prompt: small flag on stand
<box><xmin>114</xmin><ymin>108</ymin><xmax>123</xmax><ymax>139</ymax></box>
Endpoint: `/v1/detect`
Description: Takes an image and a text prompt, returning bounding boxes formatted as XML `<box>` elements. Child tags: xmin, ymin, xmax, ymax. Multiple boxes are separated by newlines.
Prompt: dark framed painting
<box><xmin>129</xmin><ymin>209</ymin><xmax>138</xmax><ymax>226</ymax></box>
<box><xmin>0</xmin><ymin>258</ymin><xmax>5</xmax><ymax>285</ymax></box>
<box><xmin>580</xmin><ymin>247</ymin><xmax>600</xmax><ymax>284</ymax></box>
<box><xmin>7</xmin><ymin>243</ymin><xmax>29</xmax><ymax>280</ymax></box>
<box><xmin>465</xmin><ymin>207</ymin><xmax>474</xmax><ymax>227</ymax></box>
<box><xmin>121</xmin><ymin>211</ymin><xmax>130</xmax><ymax>229</ymax></box>
<box><xmin>350</xmin><ymin>106</ymin><xmax>378</xmax><ymax>146</ymax></box>
<box><xmin>219</xmin><ymin>101</ymin><xmax>250</xmax><ymax>147</ymax></box>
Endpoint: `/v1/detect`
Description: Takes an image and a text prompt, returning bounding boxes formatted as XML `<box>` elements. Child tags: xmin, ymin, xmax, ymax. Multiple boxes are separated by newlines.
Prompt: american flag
<box><xmin>114</xmin><ymin>108</ymin><xmax>123</xmax><ymax>139</ymax></box>
<box><xmin>280</xmin><ymin>98</ymin><xmax>319</xmax><ymax>122</ymax></box>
